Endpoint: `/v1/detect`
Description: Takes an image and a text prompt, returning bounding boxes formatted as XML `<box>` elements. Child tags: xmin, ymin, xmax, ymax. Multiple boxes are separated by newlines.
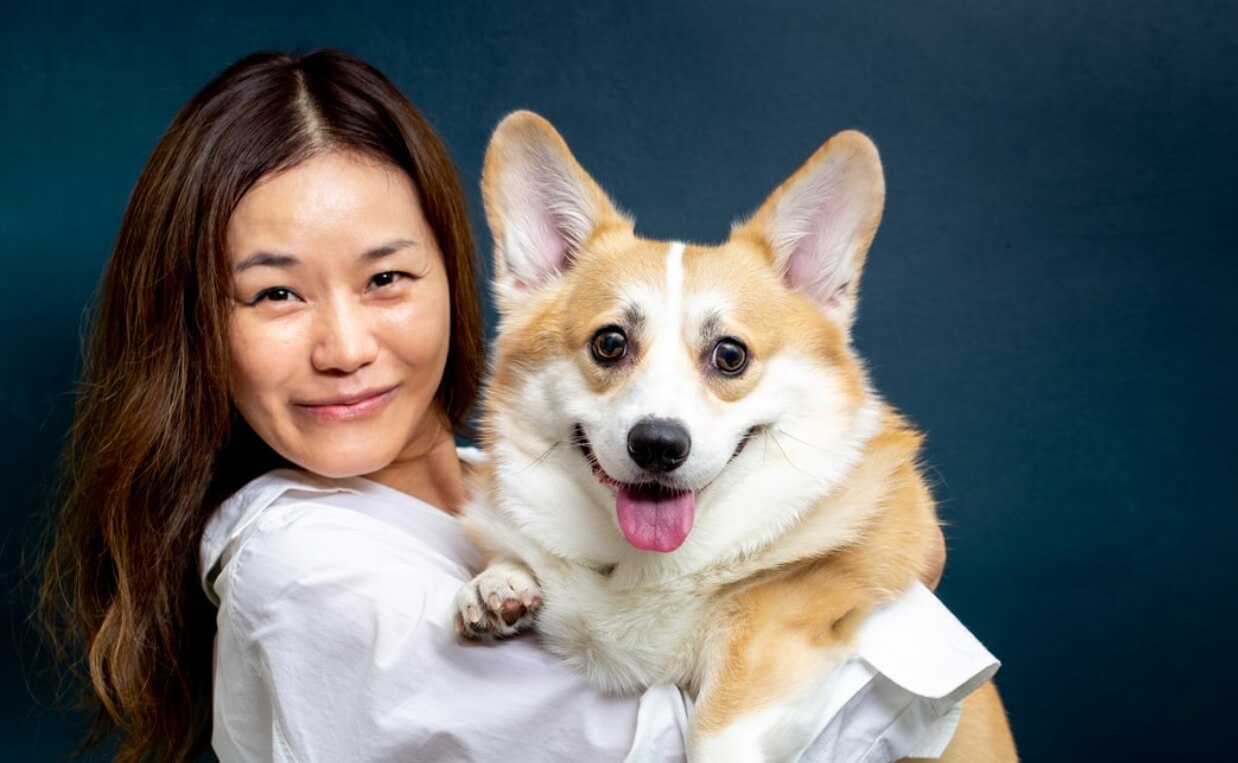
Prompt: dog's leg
<box><xmin>689</xmin><ymin>575</ymin><xmax>870</xmax><ymax>762</ymax></box>
<box><xmin>690</xmin><ymin>674</ymin><xmax>850</xmax><ymax>763</ymax></box>
<box><xmin>453</xmin><ymin>558</ymin><xmax>543</xmax><ymax>640</ymax></box>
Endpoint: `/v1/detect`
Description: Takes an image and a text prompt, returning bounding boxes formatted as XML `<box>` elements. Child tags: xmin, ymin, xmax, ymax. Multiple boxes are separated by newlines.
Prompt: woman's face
<box><xmin>226</xmin><ymin>150</ymin><xmax>452</xmax><ymax>478</ymax></box>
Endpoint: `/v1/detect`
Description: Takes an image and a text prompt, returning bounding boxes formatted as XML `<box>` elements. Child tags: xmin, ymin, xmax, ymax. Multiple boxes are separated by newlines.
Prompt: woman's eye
<box><xmin>711</xmin><ymin>338</ymin><xmax>749</xmax><ymax>376</ymax></box>
<box><xmin>590</xmin><ymin>327</ymin><xmax>628</xmax><ymax>364</ymax></box>
<box><xmin>249</xmin><ymin>287</ymin><xmax>299</xmax><ymax>305</ymax></box>
<box><xmin>368</xmin><ymin>271</ymin><xmax>406</xmax><ymax>289</ymax></box>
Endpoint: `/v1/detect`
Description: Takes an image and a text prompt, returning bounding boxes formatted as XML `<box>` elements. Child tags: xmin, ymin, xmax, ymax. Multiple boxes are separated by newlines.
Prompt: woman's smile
<box><xmin>293</xmin><ymin>384</ymin><xmax>400</xmax><ymax>422</ymax></box>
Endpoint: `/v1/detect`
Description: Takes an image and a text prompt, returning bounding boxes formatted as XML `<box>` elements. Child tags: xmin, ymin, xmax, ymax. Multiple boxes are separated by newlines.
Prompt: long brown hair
<box><xmin>40</xmin><ymin>49</ymin><xmax>484</xmax><ymax>761</ymax></box>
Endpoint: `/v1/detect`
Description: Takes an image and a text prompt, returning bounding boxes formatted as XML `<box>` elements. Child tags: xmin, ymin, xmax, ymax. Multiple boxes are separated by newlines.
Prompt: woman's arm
<box><xmin>207</xmin><ymin>484</ymin><xmax>965</xmax><ymax>762</ymax></box>
<box><xmin>211</xmin><ymin>502</ymin><xmax>688</xmax><ymax>762</ymax></box>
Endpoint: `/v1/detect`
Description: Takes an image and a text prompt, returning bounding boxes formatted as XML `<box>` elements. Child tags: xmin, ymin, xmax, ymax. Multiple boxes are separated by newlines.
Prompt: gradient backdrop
<box><xmin>3</xmin><ymin>1</ymin><xmax>1235</xmax><ymax>760</ymax></box>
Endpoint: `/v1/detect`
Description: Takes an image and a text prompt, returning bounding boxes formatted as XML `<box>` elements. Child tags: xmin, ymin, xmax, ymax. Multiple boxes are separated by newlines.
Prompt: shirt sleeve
<box><xmin>210</xmin><ymin>496</ymin><xmax>996</xmax><ymax>763</ymax></box>
<box><xmin>793</xmin><ymin>584</ymin><xmax>1001</xmax><ymax>762</ymax></box>
<box><xmin>211</xmin><ymin>503</ymin><xmax>689</xmax><ymax>762</ymax></box>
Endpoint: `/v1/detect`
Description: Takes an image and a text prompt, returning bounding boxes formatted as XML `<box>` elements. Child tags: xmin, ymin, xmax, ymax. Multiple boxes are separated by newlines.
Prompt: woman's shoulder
<box><xmin>200</xmin><ymin>469</ymin><xmax>350</xmax><ymax>599</ymax></box>
<box><xmin>200</xmin><ymin>468</ymin><xmax>478</xmax><ymax>612</ymax></box>
<box><xmin>203</xmin><ymin>450</ymin><xmax>482</xmax><ymax>570</ymax></box>
<box><xmin>203</xmin><ymin>467</ymin><xmax>343</xmax><ymax>541</ymax></box>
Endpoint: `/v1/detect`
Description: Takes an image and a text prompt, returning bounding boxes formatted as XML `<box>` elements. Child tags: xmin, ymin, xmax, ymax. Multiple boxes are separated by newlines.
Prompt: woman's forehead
<box><xmin>228</xmin><ymin>151</ymin><xmax>430</xmax><ymax>264</ymax></box>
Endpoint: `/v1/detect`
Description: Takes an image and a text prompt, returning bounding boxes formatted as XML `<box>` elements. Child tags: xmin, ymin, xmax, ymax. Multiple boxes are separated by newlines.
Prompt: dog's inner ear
<box><xmin>733</xmin><ymin>131</ymin><xmax>885</xmax><ymax>330</ymax></box>
<box><xmin>482</xmin><ymin>112</ymin><xmax>627</xmax><ymax>297</ymax></box>
<box><xmin>500</xmin><ymin>153</ymin><xmax>595</xmax><ymax>289</ymax></box>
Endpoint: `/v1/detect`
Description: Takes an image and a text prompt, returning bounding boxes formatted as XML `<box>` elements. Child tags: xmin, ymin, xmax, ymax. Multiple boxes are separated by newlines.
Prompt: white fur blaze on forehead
<box><xmin>613</xmin><ymin>241</ymin><xmax>691</xmax><ymax>423</ymax></box>
<box><xmin>658</xmin><ymin>241</ymin><xmax>686</xmax><ymax>392</ymax></box>
<box><xmin>665</xmin><ymin>241</ymin><xmax>685</xmax><ymax>305</ymax></box>
<box><xmin>480</xmin><ymin>111</ymin><xmax>630</xmax><ymax>311</ymax></box>
<box><xmin>733</xmin><ymin>130</ymin><xmax>885</xmax><ymax>331</ymax></box>
<box><xmin>659</xmin><ymin>241</ymin><xmax>686</xmax><ymax>366</ymax></box>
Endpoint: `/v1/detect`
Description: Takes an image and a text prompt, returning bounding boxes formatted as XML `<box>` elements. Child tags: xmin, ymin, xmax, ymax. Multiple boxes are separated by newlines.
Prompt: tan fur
<box><xmin>485</xmin><ymin>232</ymin><xmax>673</xmax><ymax>402</ymax></box>
<box><xmin>681</xmin><ymin>240</ymin><xmax>864</xmax><ymax>403</ymax></box>
<box><xmin>469</xmin><ymin>111</ymin><xmax>1017</xmax><ymax>760</ymax></box>
<box><xmin>904</xmin><ymin>682</ymin><xmax>1019</xmax><ymax>763</ymax></box>
<box><xmin>694</xmin><ymin>411</ymin><xmax>934</xmax><ymax>731</ymax></box>
<box><xmin>688</xmin><ymin>417</ymin><xmax>1019</xmax><ymax>761</ymax></box>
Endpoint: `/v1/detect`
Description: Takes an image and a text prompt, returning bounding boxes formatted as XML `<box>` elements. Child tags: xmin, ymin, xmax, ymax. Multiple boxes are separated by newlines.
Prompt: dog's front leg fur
<box><xmin>453</xmin><ymin>558</ymin><xmax>543</xmax><ymax>640</ymax></box>
<box><xmin>689</xmin><ymin>639</ymin><xmax>855</xmax><ymax>763</ymax></box>
<box><xmin>688</xmin><ymin>570</ymin><xmax>873</xmax><ymax>762</ymax></box>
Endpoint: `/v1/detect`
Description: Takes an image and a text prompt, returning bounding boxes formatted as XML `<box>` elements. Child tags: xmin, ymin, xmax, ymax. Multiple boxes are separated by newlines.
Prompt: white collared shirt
<box><xmin>200</xmin><ymin>465</ymin><xmax>998</xmax><ymax>762</ymax></box>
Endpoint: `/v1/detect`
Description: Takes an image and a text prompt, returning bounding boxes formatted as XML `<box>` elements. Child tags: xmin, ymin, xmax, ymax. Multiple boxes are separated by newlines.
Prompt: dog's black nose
<box><xmin>627</xmin><ymin>418</ymin><xmax>691</xmax><ymax>472</ymax></box>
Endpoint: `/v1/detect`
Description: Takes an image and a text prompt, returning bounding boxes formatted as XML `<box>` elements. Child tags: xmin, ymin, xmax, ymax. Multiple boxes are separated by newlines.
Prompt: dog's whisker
<box><xmin>532</xmin><ymin>442</ymin><xmax>559</xmax><ymax>467</ymax></box>
<box><xmin>768</xmin><ymin>431</ymin><xmax>829</xmax><ymax>482</ymax></box>
<box><xmin>513</xmin><ymin>442</ymin><xmax>560</xmax><ymax>476</ymax></box>
<box><xmin>774</xmin><ymin>427</ymin><xmax>833</xmax><ymax>453</ymax></box>
<box><xmin>923</xmin><ymin>462</ymin><xmax>950</xmax><ymax>491</ymax></box>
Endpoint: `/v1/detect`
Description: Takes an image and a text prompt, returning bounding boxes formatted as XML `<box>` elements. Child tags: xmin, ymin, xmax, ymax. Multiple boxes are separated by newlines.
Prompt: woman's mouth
<box><xmin>294</xmin><ymin>386</ymin><xmax>398</xmax><ymax>422</ymax></box>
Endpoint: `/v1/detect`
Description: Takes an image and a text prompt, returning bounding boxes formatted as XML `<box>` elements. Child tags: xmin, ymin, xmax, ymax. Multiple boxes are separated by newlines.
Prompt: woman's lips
<box><xmin>294</xmin><ymin>386</ymin><xmax>397</xmax><ymax>422</ymax></box>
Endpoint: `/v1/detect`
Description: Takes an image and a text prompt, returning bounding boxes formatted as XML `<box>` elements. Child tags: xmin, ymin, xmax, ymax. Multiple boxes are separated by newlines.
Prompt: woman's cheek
<box><xmin>380</xmin><ymin>297</ymin><xmax>450</xmax><ymax>369</ymax></box>
<box><xmin>228</xmin><ymin>310</ymin><xmax>310</xmax><ymax>402</ymax></box>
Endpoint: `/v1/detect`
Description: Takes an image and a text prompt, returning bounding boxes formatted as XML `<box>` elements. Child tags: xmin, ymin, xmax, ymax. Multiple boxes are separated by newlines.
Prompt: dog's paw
<box><xmin>454</xmin><ymin>561</ymin><xmax>543</xmax><ymax>641</ymax></box>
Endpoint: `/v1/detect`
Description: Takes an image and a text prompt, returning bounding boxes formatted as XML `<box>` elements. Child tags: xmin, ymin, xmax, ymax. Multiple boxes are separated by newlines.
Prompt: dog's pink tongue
<box><xmin>615</xmin><ymin>485</ymin><xmax>696</xmax><ymax>552</ymax></box>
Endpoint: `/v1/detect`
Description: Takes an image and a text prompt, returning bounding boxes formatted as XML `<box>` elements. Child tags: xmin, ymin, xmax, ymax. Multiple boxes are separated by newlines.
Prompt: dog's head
<box><xmin>480</xmin><ymin>112</ymin><xmax>886</xmax><ymax>563</ymax></box>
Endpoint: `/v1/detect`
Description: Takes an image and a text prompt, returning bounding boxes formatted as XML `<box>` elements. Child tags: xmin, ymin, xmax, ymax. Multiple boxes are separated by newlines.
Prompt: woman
<box><xmin>43</xmin><ymin>49</ymin><xmax>970</xmax><ymax>762</ymax></box>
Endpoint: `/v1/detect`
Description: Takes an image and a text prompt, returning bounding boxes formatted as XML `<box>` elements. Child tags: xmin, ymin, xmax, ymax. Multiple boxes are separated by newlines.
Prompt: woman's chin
<box><xmin>283</xmin><ymin>444</ymin><xmax>396</xmax><ymax>481</ymax></box>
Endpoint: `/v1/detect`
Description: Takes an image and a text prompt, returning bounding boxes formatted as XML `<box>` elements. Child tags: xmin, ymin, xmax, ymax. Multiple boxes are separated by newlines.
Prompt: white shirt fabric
<box><xmin>200</xmin><ymin>463</ymin><xmax>999</xmax><ymax>762</ymax></box>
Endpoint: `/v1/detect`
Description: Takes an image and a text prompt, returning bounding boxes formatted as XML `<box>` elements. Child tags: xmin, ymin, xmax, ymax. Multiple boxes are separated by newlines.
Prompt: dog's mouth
<box><xmin>571</xmin><ymin>424</ymin><xmax>759</xmax><ymax>554</ymax></box>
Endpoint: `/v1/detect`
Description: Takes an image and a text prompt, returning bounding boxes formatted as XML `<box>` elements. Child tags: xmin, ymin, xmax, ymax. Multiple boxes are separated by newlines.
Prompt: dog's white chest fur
<box><xmin>532</xmin><ymin>559</ymin><xmax>716</xmax><ymax>694</ymax></box>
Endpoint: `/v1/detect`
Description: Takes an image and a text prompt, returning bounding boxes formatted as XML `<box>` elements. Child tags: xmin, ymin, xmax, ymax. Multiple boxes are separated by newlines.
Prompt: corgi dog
<box><xmin>455</xmin><ymin>111</ymin><xmax>1016</xmax><ymax>761</ymax></box>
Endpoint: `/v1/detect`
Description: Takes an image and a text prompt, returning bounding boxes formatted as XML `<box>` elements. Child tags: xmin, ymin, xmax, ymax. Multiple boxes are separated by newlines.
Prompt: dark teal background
<box><xmin>3</xmin><ymin>0</ymin><xmax>1235</xmax><ymax>760</ymax></box>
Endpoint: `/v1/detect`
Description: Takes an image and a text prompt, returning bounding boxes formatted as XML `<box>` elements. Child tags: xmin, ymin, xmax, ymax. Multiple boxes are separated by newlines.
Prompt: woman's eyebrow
<box><xmin>233</xmin><ymin>239</ymin><xmax>419</xmax><ymax>273</ymax></box>
<box><xmin>234</xmin><ymin>252</ymin><xmax>298</xmax><ymax>273</ymax></box>
<box><xmin>360</xmin><ymin>238</ymin><xmax>419</xmax><ymax>262</ymax></box>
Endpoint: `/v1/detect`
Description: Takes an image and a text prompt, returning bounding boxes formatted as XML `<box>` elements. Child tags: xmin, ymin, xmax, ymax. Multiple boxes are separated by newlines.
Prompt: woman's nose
<box><xmin>310</xmin><ymin>296</ymin><xmax>380</xmax><ymax>373</ymax></box>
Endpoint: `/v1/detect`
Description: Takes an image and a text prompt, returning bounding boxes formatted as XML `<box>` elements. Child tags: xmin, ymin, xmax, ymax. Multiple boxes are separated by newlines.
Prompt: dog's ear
<box><xmin>481</xmin><ymin>111</ymin><xmax>630</xmax><ymax>311</ymax></box>
<box><xmin>732</xmin><ymin>131</ymin><xmax>885</xmax><ymax>331</ymax></box>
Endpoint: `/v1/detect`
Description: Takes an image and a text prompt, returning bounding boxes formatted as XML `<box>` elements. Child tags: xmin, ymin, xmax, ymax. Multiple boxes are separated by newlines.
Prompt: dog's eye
<box><xmin>591</xmin><ymin>327</ymin><xmax>628</xmax><ymax>364</ymax></box>
<box><xmin>712</xmin><ymin>339</ymin><xmax>749</xmax><ymax>376</ymax></box>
